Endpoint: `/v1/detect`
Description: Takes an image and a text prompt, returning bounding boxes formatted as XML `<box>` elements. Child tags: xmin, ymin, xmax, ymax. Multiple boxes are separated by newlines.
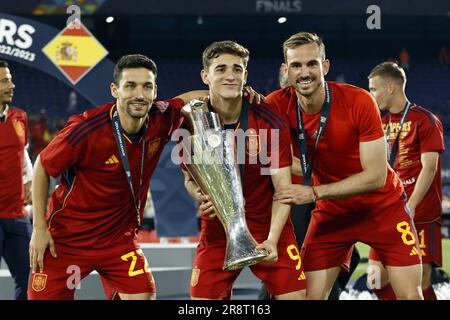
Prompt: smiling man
<box><xmin>182</xmin><ymin>41</ymin><xmax>306</xmax><ymax>300</ymax></box>
<box><xmin>268</xmin><ymin>32</ymin><xmax>423</xmax><ymax>300</ymax></box>
<box><xmin>28</xmin><ymin>54</ymin><xmax>204</xmax><ymax>300</ymax></box>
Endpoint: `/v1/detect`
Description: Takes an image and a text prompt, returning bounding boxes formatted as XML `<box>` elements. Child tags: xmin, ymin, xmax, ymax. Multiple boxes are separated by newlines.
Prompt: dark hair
<box><xmin>368</xmin><ymin>62</ymin><xmax>406</xmax><ymax>85</ymax></box>
<box><xmin>202</xmin><ymin>40</ymin><xmax>250</xmax><ymax>70</ymax></box>
<box><xmin>0</xmin><ymin>60</ymin><xmax>9</xmax><ymax>68</ymax></box>
<box><xmin>283</xmin><ymin>32</ymin><xmax>326</xmax><ymax>61</ymax></box>
<box><xmin>113</xmin><ymin>54</ymin><xmax>157</xmax><ymax>84</ymax></box>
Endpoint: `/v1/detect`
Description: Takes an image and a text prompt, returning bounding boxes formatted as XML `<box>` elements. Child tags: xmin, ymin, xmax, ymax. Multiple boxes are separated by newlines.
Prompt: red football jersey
<box><xmin>0</xmin><ymin>107</ymin><xmax>28</xmax><ymax>218</ymax></box>
<box><xmin>39</xmin><ymin>99</ymin><xmax>184</xmax><ymax>251</ymax></box>
<box><xmin>198</xmin><ymin>99</ymin><xmax>294</xmax><ymax>244</ymax></box>
<box><xmin>267</xmin><ymin>82</ymin><xmax>404</xmax><ymax>214</ymax></box>
<box><xmin>266</xmin><ymin>89</ymin><xmax>304</xmax><ymax>185</ymax></box>
<box><xmin>382</xmin><ymin>105</ymin><xmax>444</xmax><ymax>222</ymax></box>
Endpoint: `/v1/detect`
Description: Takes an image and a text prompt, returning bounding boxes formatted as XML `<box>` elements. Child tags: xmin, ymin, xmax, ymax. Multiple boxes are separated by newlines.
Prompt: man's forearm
<box><xmin>183</xmin><ymin>169</ymin><xmax>203</xmax><ymax>202</ymax></box>
<box><xmin>175</xmin><ymin>90</ymin><xmax>209</xmax><ymax>104</ymax></box>
<box><xmin>23</xmin><ymin>147</ymin><xmax>33</xmax><ymax>183</ymax></box>
<box><xmin>408</xmin><ymin>166</ymin><xmax>437</xmax><ymax>209</ymax></box>
<box><xmin>185</xmin><ymin>180</ymin><xmax>201</xmax><ymax>201</ymax></box>
<box><xmin>315</xmin><ymin>169</ymin><xmax>385</xmax><ymax>200</ymax></box>
<box><xmin>267</xmin><ymin>201</ymin><xmax>291</xmax><ymax>244</ymax></box>
<box><xmin>32</xmin><ymin>157</ymin><xmax>50</xmax><ymax>229</ymax></box>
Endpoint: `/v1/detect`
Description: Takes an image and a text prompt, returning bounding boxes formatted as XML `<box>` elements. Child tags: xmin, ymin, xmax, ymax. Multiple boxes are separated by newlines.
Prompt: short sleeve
<box><xmin>39</xmin><ymin>116</ymin><xmax>87</xmax><ymax>177</ymax></box>
<box><xmin>351</xmin><ymin>90</ymin><xmax>385</xmax><ymax>142</ymax></box>
<box><xmin>418</xmin><ymin>114</ymin><xmax>444</xmax><ymax>154</ymax></box>
<box><xmin>168</xmin><ymin>98</ymin><xmax>186</xmax><ymax>137</ymax></box>
<box><xmin>267</xmin><ymin>103</ymin><xmax>292</xmax><ymax>169</ymax></box>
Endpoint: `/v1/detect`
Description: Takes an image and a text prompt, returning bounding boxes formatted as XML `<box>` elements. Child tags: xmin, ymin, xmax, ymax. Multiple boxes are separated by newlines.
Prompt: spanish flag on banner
<box><xmin>42</xmin><ymin>20</ymin><xmax>108</xmax><ymax>85</ymax></box>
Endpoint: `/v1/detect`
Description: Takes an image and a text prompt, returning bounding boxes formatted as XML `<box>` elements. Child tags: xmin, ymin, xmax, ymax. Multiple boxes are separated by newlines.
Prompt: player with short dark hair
<box><xmin>28</xmin><ymin>54</ymin><xmax>206</xmax><ymax>300</ymax></box>
<box><xmin>182</xmin><ymin>41</ymin><xmax>306</xmax><ymax>300</ymax></box>
<box><xmin>112</xmin><ymin>54</ymin><xmax>158</xmax><ymax>85</ymax></box>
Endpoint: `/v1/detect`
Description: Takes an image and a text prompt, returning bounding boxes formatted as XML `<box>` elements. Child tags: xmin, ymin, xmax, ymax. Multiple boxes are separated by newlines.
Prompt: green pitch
<box><xmin>352</xmin><ymin>239</ymin><xmax>450</xmax><ymax>280</ymax></box>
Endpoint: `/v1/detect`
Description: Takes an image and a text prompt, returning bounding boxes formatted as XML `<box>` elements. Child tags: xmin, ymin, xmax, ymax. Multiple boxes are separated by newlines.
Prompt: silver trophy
<box><xmin>181</xmin><ymin>99</ymin><xmax>267</xmax><ymax>271</ymax></box>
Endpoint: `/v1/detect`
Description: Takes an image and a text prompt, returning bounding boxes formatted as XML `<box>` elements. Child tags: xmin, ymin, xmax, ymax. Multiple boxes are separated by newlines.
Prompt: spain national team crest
<box><xmin>31</xmin><ymin>273</ymin><xmax>47</xmax><ymax>292</ymax></box>
<box><xmin>246</xmin><ymin>130</ymin><xmax>260</xmax><ymax>156</ymax></box>
<box><xmin>190</xmin><ymin>267</ymin><xmax>200</xmax><ymax>287</ymax></box>
<box><xmin>12</xmin><ymin>119</ymin><xmax>25</xmax><ymax>138</ymax></box>
<box><xmin>148</xmin><ymin>137</ymin><xmax>161</xmax><ymax>158</ymax></box>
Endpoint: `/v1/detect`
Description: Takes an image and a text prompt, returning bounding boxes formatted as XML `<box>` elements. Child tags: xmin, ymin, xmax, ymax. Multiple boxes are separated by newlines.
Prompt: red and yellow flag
<box><xmin>42</xmin><ymin>20</ymin><xmax>108</xmax><ymax>84</ymax></box>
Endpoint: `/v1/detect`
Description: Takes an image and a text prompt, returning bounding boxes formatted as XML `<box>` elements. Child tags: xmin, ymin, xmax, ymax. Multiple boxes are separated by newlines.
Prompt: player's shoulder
<box><xmin>250</xmin><ymin>98</ymin><xmax>287</xmax><ymax>130</ymax></box>
<box><xmin>61</xmin><ymin>103</ymin><xmax>112</xmax><ymax>147</ymax></box>
<box><xmin>410</xmin><ymin>104</ymin><xmax>442</xmax><ymax>126</ymax></box>
<box><xmin>67</xmin><ymin>103</ymin><xmax>112</xmax><ymax>125</ymax></box>
<box><xmin>151</xmin><ymin>98</ymin><xmax>184</xmax><ymax>116</ymax></box>
<box><xmin>330</xmin><ymin>81</ymin><xmax>376</xmax><ymax>110</ymax></box>
<box><xmin>9</xmin><ymin>106</ymin><xmax>27</xmax><ymax>119</ymax></box>
<box><xmin>410</xmin><ymin>105</ymin><xmax>444</xmax><ymax>132</ymax></box>
<box><xmin>330</xmin><ymin>81</ymin><xmax>372</xmax><ymax>100</ymax></box>
<box><xmin>266</xmin><ymin>86</ymin><xmax>296</xmax><ymax>103</ymax></box>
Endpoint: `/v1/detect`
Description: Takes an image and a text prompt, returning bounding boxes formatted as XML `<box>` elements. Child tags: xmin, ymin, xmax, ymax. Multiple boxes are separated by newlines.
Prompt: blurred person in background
<box><xmin>0</xmin><ymin>60</ymin><xmax>32</xmax><ymax>300</ymax></box>
<box><xmin>368</xmin><ymin>61</ymin><xmax>444</xmax><ymax>300</ymax></box>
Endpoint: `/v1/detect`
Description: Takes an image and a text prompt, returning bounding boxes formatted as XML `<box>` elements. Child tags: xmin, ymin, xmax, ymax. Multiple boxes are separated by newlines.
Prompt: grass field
<box><xmin>352</xmin><ymin>239</ymin><xmax>450</xmax><ymax>280</ymax></box>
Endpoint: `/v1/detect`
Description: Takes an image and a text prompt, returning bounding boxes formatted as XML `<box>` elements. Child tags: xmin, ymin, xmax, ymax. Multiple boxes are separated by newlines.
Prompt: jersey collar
<box><xmin>0</xmin><ymin>104</ymin><xmax>9</xmax><ymax>122</ymax></box>
<box><xmin>109</xmin><ymin>103</ymin><xmax>149</xmax><ymax>143</ymax></box>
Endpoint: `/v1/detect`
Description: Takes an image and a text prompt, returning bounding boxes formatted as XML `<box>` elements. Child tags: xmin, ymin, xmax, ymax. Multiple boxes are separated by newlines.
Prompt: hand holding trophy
<box><xmin>181</xmin><ymin>99</ymin><xmax>267</xmax><ymax>271</ymax></box>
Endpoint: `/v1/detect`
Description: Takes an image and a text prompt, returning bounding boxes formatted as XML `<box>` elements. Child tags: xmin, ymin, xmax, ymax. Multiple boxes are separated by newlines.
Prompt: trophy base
<box><xmin>223</xmin><ymin>250</ymin><xmax>267</xmax><ymax>271</ymax></box>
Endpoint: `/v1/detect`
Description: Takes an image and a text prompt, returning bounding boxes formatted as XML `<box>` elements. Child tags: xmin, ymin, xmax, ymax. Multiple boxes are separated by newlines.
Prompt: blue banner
<box><xmin>0</xmin><ymin>13</ymin><xmax>114</xmax><ymax>106</ymax></box>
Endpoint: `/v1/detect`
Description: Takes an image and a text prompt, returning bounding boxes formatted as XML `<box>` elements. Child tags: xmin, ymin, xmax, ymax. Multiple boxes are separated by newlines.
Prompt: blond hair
<box><xmin>368</xmin><ymin>62</ymin><xmax>407</xmax><ymax>85</ymax></box>
<box><xmin>283</xmin><ymin>32</ymin><xmax>326</xmax><ymax>61</ymax></box>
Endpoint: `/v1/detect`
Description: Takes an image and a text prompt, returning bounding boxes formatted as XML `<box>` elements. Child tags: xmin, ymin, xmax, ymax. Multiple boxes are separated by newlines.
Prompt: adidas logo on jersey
<box><xmin>298</xmin><ymin>271</ymin><xmax>306</xmax><ymax>280</ymax></box>
<box><xmin>105</xmin><ymin>155</ymin><xmax>119</xmax><ymax>164</ymax></box>
<box><xmin>410</xmin><ymin>246</ymin><xmax>421</xmax><ymax>256</ymax></box>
